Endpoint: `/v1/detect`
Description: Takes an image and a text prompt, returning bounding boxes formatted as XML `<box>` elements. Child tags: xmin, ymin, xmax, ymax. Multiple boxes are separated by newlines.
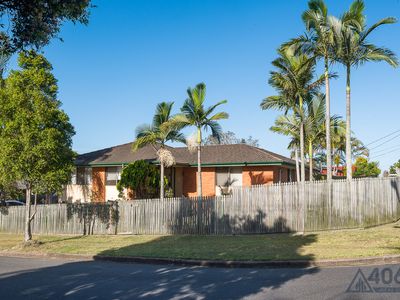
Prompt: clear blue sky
<box><xmin>7</xmin><ymin>0</ymin><xmax>400</xmax><ymax>171</ymax></box>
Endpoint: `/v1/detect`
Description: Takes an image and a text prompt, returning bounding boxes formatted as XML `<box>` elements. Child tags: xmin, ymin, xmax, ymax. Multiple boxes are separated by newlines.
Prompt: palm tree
<box><xmin>170</xmin><ymin>83</ymin><xmax>228</xmax><ymax>198</ymax></box>
<box><xmin>132</xmin><ymin>102</ymin><xmax>185</xmax><ymax>200</ymax></box>
<box><xmin>299</xmin><ymin>0</ymin><xmax>338</xmax><ymax>182</ymax></box>
<box><xmin>271</xmin><ymin>95</ymin><xmax>343</xmax><ymax>181</ymax></box>
<box><xmin>331</xmin><ymin>134</ymin><xmax>369</xmax><ymax>176</ymax></box>
<box><xmin>333</xmin><ymin>0</ymin><xmax>398</xmax><ymax>180</ymax></box>
<box><xmin>261</xmin><ymin>47</ymin><xmax>324</xmax><ymax>183</ymax></box>
<box><xmin>270</xmin><ymin>114</ymin><xmax>301</xmax><ymax>182</ymax></box>
<box><xmin>304</xmin><ymin>94</ymin><xmax>327</xmax><ymax>181</ymax></box>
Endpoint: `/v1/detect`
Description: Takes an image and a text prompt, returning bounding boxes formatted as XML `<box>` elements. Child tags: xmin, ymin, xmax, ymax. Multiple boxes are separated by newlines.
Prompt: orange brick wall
<box><xmin>182</xmin><ymin>167</ymin><xmax>216</xmax><ymax>197</ymax></box>
<box><xmin>91</xmin><ymin>167</ymin><xmax>106</xmax><ymax>202</ymax></box>
<box><xmin>174</xmin><ymin>167</ymin><xmax>184</xmax><ymax>197</ymax></box>
<box><xmin>242</xmin><ymin>166</ymin><xmax>294</xmax><ymax>186</ymax></box>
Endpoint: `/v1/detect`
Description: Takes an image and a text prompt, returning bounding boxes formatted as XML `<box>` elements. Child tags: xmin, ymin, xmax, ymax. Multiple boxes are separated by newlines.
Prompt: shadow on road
<box><xmin>0</xmin><ymin>256</ymin><xmax>319</xmax><ymax>299</ymax></box>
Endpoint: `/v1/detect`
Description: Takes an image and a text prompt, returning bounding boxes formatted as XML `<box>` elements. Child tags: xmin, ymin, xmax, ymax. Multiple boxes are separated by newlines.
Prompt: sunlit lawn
<box><xmin>1</xmin><ymin>221</ymin><xmax>399</xmax><ymax>261</ymax></box>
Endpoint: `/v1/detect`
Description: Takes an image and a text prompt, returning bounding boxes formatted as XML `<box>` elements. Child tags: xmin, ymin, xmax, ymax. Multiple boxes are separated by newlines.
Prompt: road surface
<box><xmin>1</xmin><ymin>256</ymin><xmax>400</xmax><ymax>299</ymax></box>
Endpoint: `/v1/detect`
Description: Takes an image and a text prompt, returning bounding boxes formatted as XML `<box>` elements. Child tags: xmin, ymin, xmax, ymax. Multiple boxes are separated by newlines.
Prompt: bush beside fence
<box><xmin>1</xmin><ymin>177</ymin><xmax>399</xmax><ymax>235</ymax></box>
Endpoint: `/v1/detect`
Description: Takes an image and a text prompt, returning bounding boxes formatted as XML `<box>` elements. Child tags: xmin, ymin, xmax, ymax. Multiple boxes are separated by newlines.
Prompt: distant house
<box><xmin>62</xmin><ymin>143</ymin><xmax>297</xmax><ymax>202</ymax></box>
<box><xmin>320</xmin><ymin>165</ymin><xmax>357</xmax><ymax>178</ymax></box>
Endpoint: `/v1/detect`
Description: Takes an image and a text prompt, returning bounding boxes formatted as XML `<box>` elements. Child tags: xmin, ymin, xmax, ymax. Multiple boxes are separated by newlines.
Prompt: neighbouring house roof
<box><xmin>75</xmin><ymin>142</ymin><xmax>296</xmax><ymax>167</ymax></box>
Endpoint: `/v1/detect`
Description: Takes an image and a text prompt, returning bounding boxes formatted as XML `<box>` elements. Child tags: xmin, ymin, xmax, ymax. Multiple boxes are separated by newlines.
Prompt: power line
<box><xmin>369</xmin><ymin>132</ymin><xmax>400</xmax><ymax>151</ymax></box>
<box><xmin>365</xmin><ymin>129</ymin><xmax>400</xmax><ymax>146</ymax></box>
<box><xmin>370</xmin><ymin>147</ymin><xmax>400</xmax><ymax>159</ymax></box>
<box><xmin>371</xmin><ymin>143</ymin><xmax>400</xmax><ymax>154</ymax></box>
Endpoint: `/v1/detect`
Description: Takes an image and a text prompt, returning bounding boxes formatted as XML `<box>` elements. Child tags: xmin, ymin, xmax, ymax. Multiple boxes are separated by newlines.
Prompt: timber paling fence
<box><xmin>1</xmin><ymin>177</ymin><xmax>399</xmax><ymax>235</ymax></box>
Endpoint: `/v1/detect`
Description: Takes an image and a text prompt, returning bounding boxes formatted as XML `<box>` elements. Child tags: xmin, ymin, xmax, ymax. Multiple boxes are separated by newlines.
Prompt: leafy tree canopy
<box><xmin>389</xmin><ymin>159</ymin><xmax>400</xmax><ymax>175</ymax></box>
<box><xmin>0</xmin><ymin>50</ymin><xmax>76</xmax><ymax>195</ymax></box>
<box><xmin>353</xmin><ymin>157</ymin><xmax>381</xmax><ymax>178</ymax></box>
<box><xmin>117</xmin><ymin>160</ymin><xmax>165</xmax><ymax>199</ymax></box>
<box><xmin>0</xmin><ymin>0</ymin><xmax>92</xmax><ymax>52</ymax></box>
<box><xmin>203</xmin><ymin>131</ymin><xmax>259</xmax><ymax>147</ymax></box>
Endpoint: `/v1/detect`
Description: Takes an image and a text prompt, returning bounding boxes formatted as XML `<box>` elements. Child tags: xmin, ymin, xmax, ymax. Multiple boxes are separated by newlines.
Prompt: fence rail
<box><xmin>1</xmin><ymin>177</ymin><xmax>399</xmax><ymax>235</ymax></box>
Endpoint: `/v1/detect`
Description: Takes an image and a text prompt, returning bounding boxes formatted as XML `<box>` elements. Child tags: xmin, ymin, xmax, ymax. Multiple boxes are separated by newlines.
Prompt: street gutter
<box><xmin>1</xmin><ymin>252</ymin><xmax>400</xmax><ymax>268</ymax></box>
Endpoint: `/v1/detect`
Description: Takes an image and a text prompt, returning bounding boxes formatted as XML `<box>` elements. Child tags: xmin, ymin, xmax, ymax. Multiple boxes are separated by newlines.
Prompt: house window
<box><xmin>216</xmin><ymin>167</ymin><xmax>242</xmax><ymax>187</ymax></box>
<box><xmin>216</xmin><ymin>167</ymin><xmax>242</xmax><ymax>195</ymax></box>
<box><xmin>76</xmin><ymin>167</ymin><xmax>92</xmax><ymax>185</ymax></box>
<box><xmin>106</xmin><ymin>166</ymin><xmax>122</xmax><ymax>185</ymax></box>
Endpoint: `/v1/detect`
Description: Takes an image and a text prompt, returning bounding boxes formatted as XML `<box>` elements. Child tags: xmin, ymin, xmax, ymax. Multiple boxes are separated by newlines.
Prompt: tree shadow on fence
<box><xmin>66</xmin><ymin>202</ymin><xmax>119</xmax><ymax>235</ymax></box>
<box><xmin>391</xmin><ymin>179</ymin><xmax>400</xmax><ymax>203</ymax></box>
<box><xmin>0</xmin><ymin>203</ymin><xmax>8</xmax><ymax>216</ymax></box>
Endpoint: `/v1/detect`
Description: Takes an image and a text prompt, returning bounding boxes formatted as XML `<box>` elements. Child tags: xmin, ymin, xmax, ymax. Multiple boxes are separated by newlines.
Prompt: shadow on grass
<box><xmin>39</xmin><ymin>235</ymin><xmax>85</xmax><ymax>245</ymax></box>
<box><xmin>96</xmin><ymin>217</ymin><xmax>317</xmax><ymax>264</ymax></box>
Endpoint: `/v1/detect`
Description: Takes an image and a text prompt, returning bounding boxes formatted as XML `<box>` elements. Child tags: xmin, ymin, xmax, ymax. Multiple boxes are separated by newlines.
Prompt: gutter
<box><xmin>188</xmin><ymin>161</ymin><xmax>296</xmax><ymax>167</ymax></box>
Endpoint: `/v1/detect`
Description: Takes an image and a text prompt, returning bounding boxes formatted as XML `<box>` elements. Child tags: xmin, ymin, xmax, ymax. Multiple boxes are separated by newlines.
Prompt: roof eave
<box><xmin>188</xmin><ymin>161</ymin><xmax>296</xmax><ymax>167</ymax></box>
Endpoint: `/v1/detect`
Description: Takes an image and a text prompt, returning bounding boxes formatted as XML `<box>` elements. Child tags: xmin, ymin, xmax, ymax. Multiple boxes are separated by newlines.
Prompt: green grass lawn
<box><xmin>1</xmin><ymin>222</ymin><xmax>400</xmax><ymax>261</ymax></box>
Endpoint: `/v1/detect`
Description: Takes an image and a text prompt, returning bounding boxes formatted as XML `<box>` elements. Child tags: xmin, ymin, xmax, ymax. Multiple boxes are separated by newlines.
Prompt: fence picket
<box><xmin>1</xmin><ymin>177</ymin><xmax>400</xmax><ymax>235</ymax></box>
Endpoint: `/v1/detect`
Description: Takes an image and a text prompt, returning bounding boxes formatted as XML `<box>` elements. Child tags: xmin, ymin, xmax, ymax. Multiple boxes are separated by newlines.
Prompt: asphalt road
<box><xmin>1</xmin><ymin>256</ymin><xmax>400</xmax><ymax>299</ymax></box>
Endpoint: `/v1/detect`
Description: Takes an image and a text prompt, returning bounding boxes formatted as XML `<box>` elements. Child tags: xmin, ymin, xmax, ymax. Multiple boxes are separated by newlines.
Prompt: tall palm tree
<box><xmin>261</xmin><ymin>47</ymin><xmax>324</xmax><ymax>183</ymax></box>
<box><xmin>300</xmin><ymin>0</ymin><xmax>338</xmax><ymax>182</ymax></box>
<box><xmin>170</xmin><ymin>83</ymin><xmax>228</xmax><ymax>198</ymax></box>
<box><xmin>333</xmin><ymin>0</ymin><xmax>398</xmax><ymax>180</ymax></box>
<box><xmin>132</xmin><ymin>102</ymin><xmax>185</xmax><ymax>200</ymax></box>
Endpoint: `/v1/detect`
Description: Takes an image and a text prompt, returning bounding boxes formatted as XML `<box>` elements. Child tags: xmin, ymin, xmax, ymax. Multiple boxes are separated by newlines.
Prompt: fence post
<box><xmin>197</xmin><ymin>196</ymin><xmax>202</xmax><ymax>234</ymax></box>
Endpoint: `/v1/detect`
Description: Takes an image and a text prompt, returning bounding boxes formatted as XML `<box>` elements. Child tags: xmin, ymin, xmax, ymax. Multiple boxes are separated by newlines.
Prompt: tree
<box><xmin>170</xmin><ymin>83</ymin><xmax>228</xmax><ymax>198</ymax></box>
<box><xmin>333</xmin><ymin>0</ymin><xmax>398</xmax><ymax>180</ymax></box>
<box><xmin>0</xmin><ymin>1</ymin><xmax>92</xmax><ymax>52</ymax></box>
<box><xmin>132</xmin><ymin>102</ymin><xmax>185</xmax><ymax>200</ymax></box>
<box><xmin>330</xmin><ymin>135</ymin><xmax>368</xmax><ymax>175</ymax></box>
<box><xmin>261</xmin><ymin>47</ymin><xmax>324</xmax><ymax>183</ymax></box>
<box><xmin>0</xmin><ymin>51</ymin><xmax>75</xmax><ymax>242</ymax></box>
<box><xmin>271</xmin><ymin>94</ymin><xmax>344</xmax><ymax>181</ymax></box>
<box><xmin>270</xmin><ymin>114</ymin><xmax>301</xmax><ymax>182</ymax></box>
<box><xmin>298</xmin><ymin>0</ymin><xmax>337</xmax><ymax>182</ymax></box>
<box><xmin>389</xmin><ymin>160</ymin><xmax>400</xmax><ymax>175</ymax></box>
<box><xmin>117</xmin><ymin>160</ymin><xmax>161</xmax><ymax>199</ymax></box>
<box><xmin>203</xmin><ymin>130</ymin><xmax>259</xmax><ymax>147</ymax></box>
<box><xmin>353</xmin><ymin>157</ymin><xmax>381</xmax><ymax>178</ymax></box>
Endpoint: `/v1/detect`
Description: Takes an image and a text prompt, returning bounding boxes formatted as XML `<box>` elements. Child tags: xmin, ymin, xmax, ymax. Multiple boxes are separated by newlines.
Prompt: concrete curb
<box><xmin>92</xmin><ymin>255</ymin><xmax>400</xmax><ymax>268</ymax></box>
<box><xmin>2</xmin><ymin>252</ymin><xmax>400</xmax><ymax>268</ymax></box>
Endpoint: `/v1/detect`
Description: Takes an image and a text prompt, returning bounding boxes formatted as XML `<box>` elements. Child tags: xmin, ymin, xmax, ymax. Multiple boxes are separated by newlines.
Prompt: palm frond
<box><xmin>361</xmin><ymin>17</ymin><xmax>397</xmax><ymax>42</ymax></box>
<box><xmin>209</xmin><ymin>111</ymin><xmax>229</xmax><ymax>121</ymax></box>
<box><xmin>204</xmin><ymin>99</ymin><xmax>228</xmax><ymax>117</ymax></box>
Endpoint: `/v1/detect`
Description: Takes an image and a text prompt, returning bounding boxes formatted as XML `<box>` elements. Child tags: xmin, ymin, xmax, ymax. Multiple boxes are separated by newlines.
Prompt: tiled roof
<box><xmin>75</xmin><ymin>143</ymin><xmax>296</xmax><ymax>166</ymax></box>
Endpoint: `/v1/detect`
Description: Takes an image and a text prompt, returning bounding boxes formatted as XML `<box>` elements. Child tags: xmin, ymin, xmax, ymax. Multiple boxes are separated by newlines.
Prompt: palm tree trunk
<box><xmin>24</xmin><ymin>187</ymin><xmax>32</xmax><ymax>242</ymax></box>
<box><xmin>300</xmin><ymin>122</ymin><xmax>306</xmax><ymax>183</ymax></box>
<box><xmin>295</xmin><ymin>146</ymin><xmax>300</xmax><ymax>183</ymax></box>
<box><xmin>299</xmin><ymin>96</ymin><xmax>306</xmax><ymax>183</ymax></box>
<box><xmin>160</xmin><ymin>163</ymin><xmax>164</xmax><ymax>200</ymax></box>
<box><xmin>197</xmin><ymin>128</ymin><xmax>202</xmax><ymax>197</ymax></box>
<box><xmin>345</xmin><ymin>65</ymin><xmax>352</xmax><ymax>180</ymax></box>
<box><xmin>324</xmin><ymin>58</ymin><xmax>332</xmax><ymax>181</ymax></box>
<box><xmin>309</xmin><ymin>140</ymin><xmax>313</xmax><ymax>181</ymax></box>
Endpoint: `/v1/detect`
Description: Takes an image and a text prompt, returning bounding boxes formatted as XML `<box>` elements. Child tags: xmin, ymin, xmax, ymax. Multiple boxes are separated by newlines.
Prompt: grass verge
<box><xmin>1</xmin><ymin>222</ymin><xmax>399</xmax><ymax>261</ymax></box>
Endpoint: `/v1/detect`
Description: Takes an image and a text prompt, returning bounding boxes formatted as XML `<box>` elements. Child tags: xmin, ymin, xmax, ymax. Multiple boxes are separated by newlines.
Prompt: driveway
<box><xmin>0</xmin><ymin>256</ymin><xmax>399</xmax><ymax>299</ymax></box>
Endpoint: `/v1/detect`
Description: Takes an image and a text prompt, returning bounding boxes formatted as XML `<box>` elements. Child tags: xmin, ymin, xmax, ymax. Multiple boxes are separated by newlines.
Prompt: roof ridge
<box><xmin>250</xmin><ymin>145</ymin><xmax>294</xmax><ymax>162</ymax></box>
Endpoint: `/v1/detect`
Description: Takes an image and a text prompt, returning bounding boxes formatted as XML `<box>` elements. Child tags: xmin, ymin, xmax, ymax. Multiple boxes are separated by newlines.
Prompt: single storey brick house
<box><xmin>62</xmin><ymin>143</ymin><xmax>297</xmax><ymax>202</ymax></box>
